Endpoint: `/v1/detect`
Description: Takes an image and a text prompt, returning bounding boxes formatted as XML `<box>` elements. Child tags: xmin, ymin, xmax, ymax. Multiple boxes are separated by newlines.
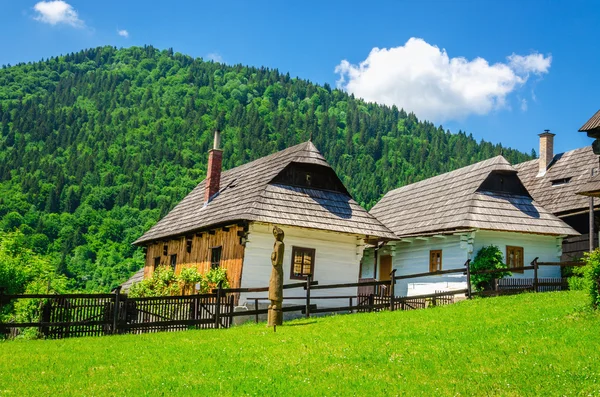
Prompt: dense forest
<box><xmin>0</xmin><ymin>45</ymin><xmax>533</xmax><ymax>292</ymax></box>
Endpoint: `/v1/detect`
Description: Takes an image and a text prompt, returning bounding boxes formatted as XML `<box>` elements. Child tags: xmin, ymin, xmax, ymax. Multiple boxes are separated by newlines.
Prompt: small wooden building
<box><xmin>133</xmin><ymin>133</ymin><xmax>395</xmax><ymax>305</ymax></box>
<box><xmin>367</xmin><ymin>155</ymin><xmax>578</xmax><ymax>296</ymax></box>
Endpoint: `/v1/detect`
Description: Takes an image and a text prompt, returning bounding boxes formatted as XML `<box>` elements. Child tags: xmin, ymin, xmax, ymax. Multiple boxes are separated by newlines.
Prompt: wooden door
<box><xmin>379</xmin><ymin>255</ymin><xmax>392</xmax><ymax>281</ymax></box>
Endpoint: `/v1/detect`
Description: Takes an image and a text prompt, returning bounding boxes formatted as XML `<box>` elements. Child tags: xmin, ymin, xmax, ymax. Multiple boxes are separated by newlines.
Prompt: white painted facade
<box><xmin>473</xmin><ymin>230</ymin><xmax>562</xmax><ymax>279</ymax></box>
<box><xmin>239</xmin><ymin>222</ymin><xmax>365</xmax><ymax>308</ymax></box>
<box><xmin>363</xmin><ymin>230</ymin><xmax>563</xmax><ymax>297</ymax></box>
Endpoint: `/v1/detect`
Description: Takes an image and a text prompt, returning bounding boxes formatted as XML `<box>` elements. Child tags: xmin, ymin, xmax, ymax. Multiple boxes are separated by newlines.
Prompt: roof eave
<box><xmin>132</xmin><ymin>218</ymin><xmax>251</xmax><ymax>246</ymax></box>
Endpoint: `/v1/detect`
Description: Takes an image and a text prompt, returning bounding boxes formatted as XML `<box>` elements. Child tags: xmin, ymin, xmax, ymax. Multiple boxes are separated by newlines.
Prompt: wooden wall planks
<box><xmin>143</xmin><ymin>225</ymin><xmax>246</xmax><ymax>289</ymax></box>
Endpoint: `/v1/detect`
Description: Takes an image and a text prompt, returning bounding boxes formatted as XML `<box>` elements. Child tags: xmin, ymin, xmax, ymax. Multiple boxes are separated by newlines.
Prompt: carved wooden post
<box><xmin>389</xmin><ymin>269</ymin><xmax>397</xmax><ymax>311</ymax></box>
<box><xmin>465</xmin><ymin>259</ymin><xmax>472</xmax><ymax>299</ymax></box>
<box><xmin>268</xmin><ymin>226</ymin><xmax>285</xmax><ymax>327</ymax></box>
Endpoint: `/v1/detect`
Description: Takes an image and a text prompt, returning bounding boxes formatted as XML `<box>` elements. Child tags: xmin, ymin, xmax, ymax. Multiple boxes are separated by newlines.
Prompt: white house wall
<box><xmin>388</xmin><ymin>235</ymin><xmax>469</xmax><ymax>296</ymax></box>
<box><xmin>473</xmin><ymin>230</ymin><xmax>562</xmax><ymax>279</ymax></box>
<box><xmin>360</xmin><ymin>249</ymin><xmax>375</xmax><ymax>279</ymax></box>
<box><xmin>375</xmin><ymin>231</ymin><xmax>562</xmax><ymax>297</ymax></box>
<box><xmin>239</xmin><ymin>222</ymin><xmax>364</xmax><ymax>308</ymax></box>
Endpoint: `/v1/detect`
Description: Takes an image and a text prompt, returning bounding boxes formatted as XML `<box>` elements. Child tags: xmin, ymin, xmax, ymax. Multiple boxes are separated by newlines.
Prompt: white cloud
<box><xmin>520</xmin><ymin>98</ymin><xmax>528</xmax><ymax>112</ymax></box>
<box><xmin>33</xmin><ymin>1</ymin><xmax>84</xmax><ymax>27</ymax></box>
<box><xmin>117</xmin><ymin>29</ymin><xmax>129</xmax><ymax>38</ymax></box>
<box><xmin>335</xmin><ymin>38</ymin><xmax>552</xmax><ymax>122</ymax></box>
<box><xmin>206</xmin><ymin>53</ymin><xmax>223</xmax><ymax>63</ymax></box>
<box><xmin>508</xmin><ymin>53</ymin><xmax>552</xmax><ymax>75</ymax></box>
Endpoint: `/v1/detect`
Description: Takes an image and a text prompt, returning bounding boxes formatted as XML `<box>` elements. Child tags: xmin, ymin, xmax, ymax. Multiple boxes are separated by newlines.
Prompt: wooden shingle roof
<box><xmin>577</xmin><ymin>173</ymin><xmax>600</xmax><ymax>197</ymax></box>
<box><xmin>119</xmin><ymin>268</ymin><xmax>144</xmax><ymax>292</ymax></box>
<box><xmin>134</xmin><ymin>142</ymin><xmax>395</xmax><ymax>245</ymax></box>
<box><xmin>579</xmin><ymin>109</ymin><xmax>600</xmax><ymax>133</ymax></box>
<box><xmin>370</xmin><ymin>156</ymin><xmax>578</xmax><ymax>238</ymax></box>
<box><xmin>514</xmin><ymin>146</ymin><xmax>599</xmax><ymax>215</ymax></box>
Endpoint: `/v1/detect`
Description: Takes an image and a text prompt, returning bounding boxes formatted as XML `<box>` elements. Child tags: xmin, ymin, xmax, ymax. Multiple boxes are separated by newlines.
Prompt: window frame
<box><xmin>211</xmin><ymin>246</ymin><xmax>222</xmax><ymax>269</ymax></box>
<box><xmin>506</xmin><ymin>246</ymin><xmax>524</xmax><ymax>273</ymax></box>
<box><xmin>170</xmin><ymin>254</ymin><xmax>177</xmax><ymax>270</ymax></box>
<box><xmin>290</xmin><ymin>246</ymin><xmax>316</xmax><ymax>280</ymax></box>
<box><xmin>429</xmin><ymin>250</ymin><xmax>442</xmax><ymax>273</ymax></box>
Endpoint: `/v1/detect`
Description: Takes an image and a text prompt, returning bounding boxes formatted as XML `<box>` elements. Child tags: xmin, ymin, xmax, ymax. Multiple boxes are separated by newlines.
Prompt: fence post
<box><xmin>254</xmin><ymin>299</ymin><xmax>259</xmax><ymax>324</ymax></box>
<box><xmin>112</xmin><ymin>286</ymin><xmax>122</xmax><ymax>335</ymax></box>
<box><xmin>389</xmin><ymin>269</ymin><xmax>397</xmax><ymax>312</ymax></box>
<box><xmin>215</xmin><ymin>281</ymin><xmax>222</xmax><ymax>329</ymax></box>
<box><xmin>532</xmin><ymin>257</ymin><xmax>539</xmax><ymax>293</ymax></box>
<box><xmin>368</xmin><ymin>294</ymin><xmax>374</xmax><ymax>312</ymax></box>
<box><xmin>465</xmin><ymin>259</ymin><xmax>472</xmax><ymax>299</ymax></box>
<box><xmin>305</xmin><ymin>274</ymin><xmax>312</xmax><ymax>319</ymax></box>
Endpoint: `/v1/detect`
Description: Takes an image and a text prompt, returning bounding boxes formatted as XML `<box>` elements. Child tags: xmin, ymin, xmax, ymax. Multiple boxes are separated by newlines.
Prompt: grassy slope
<box><xmin>1</xmin><ymin>292</ymin><xmax>599</xmax><ymax>396</ymax></box>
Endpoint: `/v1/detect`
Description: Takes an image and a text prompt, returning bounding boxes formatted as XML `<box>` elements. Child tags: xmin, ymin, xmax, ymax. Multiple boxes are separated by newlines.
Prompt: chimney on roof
<box><xmin>205</xmin><ymin>130</ymin><xmax>223</xmax><ymax>203</ymax></box>
<box><xmin>538</xmin><ymin>130</ymin><xmax>555</xmax><ymax>176</ymax></box>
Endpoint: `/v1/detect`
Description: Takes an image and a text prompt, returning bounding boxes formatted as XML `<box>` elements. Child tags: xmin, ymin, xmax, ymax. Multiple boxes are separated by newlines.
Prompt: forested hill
<box><xmin>0</xmin><ymin>45</ymin><xmax>533</xmax><ymax>291</ymax></box>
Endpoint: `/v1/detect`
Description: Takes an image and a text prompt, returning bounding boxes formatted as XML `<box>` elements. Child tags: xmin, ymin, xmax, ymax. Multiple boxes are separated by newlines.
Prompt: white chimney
<box><xmin>538</xmin><ymin>130</ymin><xmax>555</xmax><ymax>176</ymax></box>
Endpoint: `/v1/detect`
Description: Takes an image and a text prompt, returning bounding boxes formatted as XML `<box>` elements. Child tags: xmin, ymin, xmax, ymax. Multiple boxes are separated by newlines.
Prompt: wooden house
<box><xmin>367</xmin><ymin>155</ymin><xmax>578</xmax><ymax>296</ymax></box>
<box><xmin>133</xmin><ymin>132</ymin><xmax>395</xmax><ymax>305</ymax></box>
<box><xmin>514</xmin><ymin>130</ymin><xmax>600</xmax><ymax>260</ymax></box>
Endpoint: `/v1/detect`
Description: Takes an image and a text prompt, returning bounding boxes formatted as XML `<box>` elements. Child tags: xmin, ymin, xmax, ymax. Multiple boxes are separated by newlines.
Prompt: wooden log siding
<box><xmin>144</xmin><ymin>225</ymin><xmax>246</xmax><ymax>289</ymax></box>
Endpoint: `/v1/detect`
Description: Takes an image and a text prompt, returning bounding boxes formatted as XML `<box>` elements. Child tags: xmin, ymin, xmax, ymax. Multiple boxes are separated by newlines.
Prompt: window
<box><xmin>170</xmin><ymin>254</ymin><xmax>177</xmax><ymax>270</ymax></box>
<box><xmin>506</xmin><ymin>246</ymin><xmax>524</xmax><ymax>273</ymax></box>
<box><xmin>186</xmin><ymin>238</ymin><xmax>193</xmax><ymax>254</ymax></box>
<box><xmin>211</xmin><ymin>246</ymin><xmax>222</xmax><ymax>269</ymax></box>
<box><xmin>551</xmin><ymin>177</ymin><xmax>571</xmax><ymax>186</ymax></box>
<box><xmin>163</xmin><ymin>245</ymin><xmax>168</xmax><ymax>256</ymax></box>
<box><xmin>429</xmin><ymin>250</ymin><xmax>442</xmax><ymax>272</ymax></box>
<box><xmin>291</xmin><ymin>246</ymin><xmax>316</xmax><ymax>280</ymax></box>
<box><xmin>153</xmin><ymin>257</ymin><xmax>161</xmax><ymax>269</ymax></box>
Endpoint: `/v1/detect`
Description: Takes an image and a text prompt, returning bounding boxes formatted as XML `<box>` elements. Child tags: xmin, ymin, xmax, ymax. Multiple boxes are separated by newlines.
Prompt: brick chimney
<box><xmin>205</xmin><ymin>130</ymin><xmax>223</xmax><ymax>203</ymax></box>
<box><xmin>538</xmin><ymin>130</ymin><xmax>555</xmax><ymax>176</ymax></box>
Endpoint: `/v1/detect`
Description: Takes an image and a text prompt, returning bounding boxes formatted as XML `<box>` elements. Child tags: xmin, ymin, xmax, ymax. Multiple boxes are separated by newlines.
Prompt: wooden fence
<box><xmin>0</xmin><ymin>288</ymin><xmax>236</xmax><ymax>339</ymax></box>
<box><xmin>0</xmin><ymin>258</ymin><xmax>587</xmax><ymax>339</ymax></box>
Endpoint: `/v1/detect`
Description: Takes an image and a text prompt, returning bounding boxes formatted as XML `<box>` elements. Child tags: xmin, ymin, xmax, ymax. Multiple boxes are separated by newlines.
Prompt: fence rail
<box><xmin>0</xmin><ymin>258</ymin><xmax>587</xmax><ymax>340</ymax></box>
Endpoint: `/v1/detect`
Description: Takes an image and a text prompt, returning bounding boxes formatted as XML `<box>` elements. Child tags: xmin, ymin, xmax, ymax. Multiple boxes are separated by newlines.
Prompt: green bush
<box><xmin>566</xmin><ymin>263</ymin><xmax>587</xmax><ymax>291</ymax></box>
<box><xmin>469</xmin><ymin>245</ymin><xmax>511</xmax><ymax>292</ymax></box>
<box><xmin>568</xmin><ymin>276</ymin><xmax>587</xmax><ymax>291</ymax></box>
<box><xmin>128</xmin><ymin>266</ymin><xmax>230</xmax><ymax>298</ymax></box>
<box><xmin>128</xmin><ymin>266</ymin><xmax>180</xmax><ymax>298</ymax></box>
<box><xmin>582</xmin><ymin>249</ymin><xmax>600</xmax><ymax>308</ymax></box>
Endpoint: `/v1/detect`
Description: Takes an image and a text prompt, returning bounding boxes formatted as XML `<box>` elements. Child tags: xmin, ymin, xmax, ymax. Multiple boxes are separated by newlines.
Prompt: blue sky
<box><xmin>1</xmin><ymin>0</ymin><xmax>599</xmax><ymax>155</ymax></box>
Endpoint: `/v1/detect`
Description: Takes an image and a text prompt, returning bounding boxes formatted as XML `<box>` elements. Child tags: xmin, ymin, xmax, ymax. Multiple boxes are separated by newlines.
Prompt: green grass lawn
<box><xmin>1</xmin><ymin>291</ymin><xmax>599</xmax><ymax>396</ymax></box>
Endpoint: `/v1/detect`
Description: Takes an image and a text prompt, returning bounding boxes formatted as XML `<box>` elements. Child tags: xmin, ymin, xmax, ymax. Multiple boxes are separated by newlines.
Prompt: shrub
<box><xmin>566</xmin><ymin>264</ymin><xmax>587</xmax><ymax>291</ymax></box>
<box><xmin>128</xmin><ymin>266</ymin><xmax>230</xmax><ymax>298</ymax></box>
<box><xmin>204</xmin><ymin>267</ymin><xmax>229</xmax><ymax>291</ymax></box>
<box><xmin>582</xmin><ymin>249</ymin><xmax>600</xmax><ymax>308</ymax></box>
<box><xmin>469</xmin><ymin>245</ymin><xmax>511</xmax><ymax>292</ymax></box>
<box><xmin>128</xmin><ymin>266</ymin><xmax>180</xmax><ymax>297</ymax></box>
